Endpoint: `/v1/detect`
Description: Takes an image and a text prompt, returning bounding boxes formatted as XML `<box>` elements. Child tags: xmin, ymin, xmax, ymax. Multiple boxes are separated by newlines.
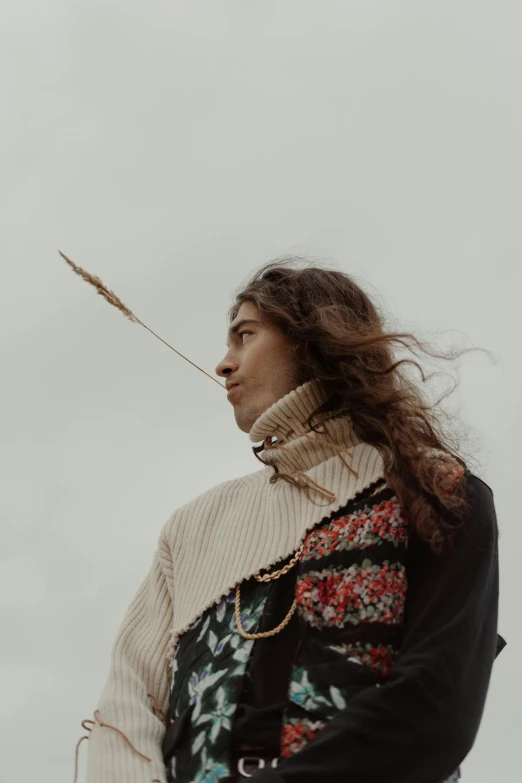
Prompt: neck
<box><xmin>248</xmin><ymin>379</ymin><xmax>361</xmax><ymax>475</ymax></box>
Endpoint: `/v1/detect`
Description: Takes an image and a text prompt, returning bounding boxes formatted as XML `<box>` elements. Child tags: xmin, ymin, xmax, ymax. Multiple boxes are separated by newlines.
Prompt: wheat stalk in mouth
<box><xmin>58</xmin><ymin>250</ymin><xmax>225</xmax><ymax>389</ymax></box>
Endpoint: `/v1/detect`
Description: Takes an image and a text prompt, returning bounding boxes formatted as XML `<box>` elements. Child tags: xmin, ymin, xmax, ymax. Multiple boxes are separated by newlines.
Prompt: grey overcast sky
<box><xmin>1</xmin><ymin>1</ymin><xmax>520</xmax><ymax>781</ymax></box>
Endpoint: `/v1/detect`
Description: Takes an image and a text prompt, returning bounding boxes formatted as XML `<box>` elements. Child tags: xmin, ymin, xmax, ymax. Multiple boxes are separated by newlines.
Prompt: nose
<box><xmin>215</xmin><ymin>351</ymin><xmax>239</xmax><ymax>379</ymax></box>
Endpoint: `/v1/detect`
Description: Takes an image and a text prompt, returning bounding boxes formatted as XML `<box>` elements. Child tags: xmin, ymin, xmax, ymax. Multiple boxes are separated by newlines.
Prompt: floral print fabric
<box><xmin>281</xmin><ymin>666</ymin><xmax>357</xmax><ymax>757</ymax></box>
<box><xmin>164</xmin><ymin>584</ymin><xmax>268</xmax><ymax>783</ymax></box>
<box><xmin>296</xmin><ymin>560</ymin><xmax>407</xmax><ymax>628</ymax></box>
<box><xmin>301</xmin><ymin>496</ymin><xmax>407</xmax><ymax>560</ymax></box>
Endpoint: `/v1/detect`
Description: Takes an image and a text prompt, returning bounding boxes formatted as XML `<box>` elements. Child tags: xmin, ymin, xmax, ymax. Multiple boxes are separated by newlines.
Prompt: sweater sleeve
<box><xmin>85</xmin><ymin>528</ymin><xmax>174</xmax><ymax>783</ymax></box>
<box><xmin>254</xmin><ymin>474</ymin><xmax>504</xmax><ymax>783</ymax></box>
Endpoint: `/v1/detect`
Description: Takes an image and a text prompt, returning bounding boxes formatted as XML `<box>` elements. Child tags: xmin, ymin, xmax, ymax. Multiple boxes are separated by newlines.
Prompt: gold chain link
<box><xmin>235</xmin><ymin>587</ymin><xmax>298</xmax><ymax>640</ymax></box>
<box><xmin>235</xmin><ymin>542</ymin><xmax>305</xmax><ymax>640</ymax></box>
<box><xmin>253</xmin><ymin>542</ymin><xmax>305</xmax><ymax>582</ymax></box>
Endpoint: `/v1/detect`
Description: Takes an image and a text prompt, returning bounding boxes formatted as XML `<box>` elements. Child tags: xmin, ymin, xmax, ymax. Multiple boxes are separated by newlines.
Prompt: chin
<box><xmin>234</xmin><ymin>402</ymin><xmax>264</xmax><ymax>434</ymax></box>
<box><xmin>233</xmin><ymin>408</ymin><xmax>251</xmax><ymax>433</ymax></box>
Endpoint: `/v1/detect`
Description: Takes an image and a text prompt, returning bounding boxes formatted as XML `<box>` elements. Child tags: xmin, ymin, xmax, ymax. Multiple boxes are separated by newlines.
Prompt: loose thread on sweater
<box><xmin>263</xmin><ymin>438</ymin><xmax>310</xmax><ymax>472</ymax></box>
<box><xmin>262</xmin><ymin>416</ymin><xmax>359</xmax><ymax>503</ymax></box>
<box><xmin>293</xmin><ymin>471</ymin><xmax>337</xmax><ymax>502</ymax></box>
<box><xmin>263</xmin><ymin>437</ymin><xmax>334</xmax><ymax>502</ymax></box>
<box><xmin>91</xmin><ymin>710</ymin><xmax>153</xmax><ymax>761</ymax></box>
<box><xmin>74</xmin><ymin>726</ymin><xmax>93</xmax><ymax>783</ymax></box>
<box><xmin>290</xmin><ymin>419</ymin><xmax>360</xmax><ymax>479</ymax></box>
<box><xmin>73</xmin><ymin>709</ymin><xmax>153</xmax><ymax>783</ymax></box>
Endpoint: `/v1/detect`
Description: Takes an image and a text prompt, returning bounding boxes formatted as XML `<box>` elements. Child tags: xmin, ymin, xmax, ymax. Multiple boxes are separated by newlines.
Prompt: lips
<box><xmin>227</xmin><ymin>383</ymin><xmax>240</xmax><ymax>399</ymax></box>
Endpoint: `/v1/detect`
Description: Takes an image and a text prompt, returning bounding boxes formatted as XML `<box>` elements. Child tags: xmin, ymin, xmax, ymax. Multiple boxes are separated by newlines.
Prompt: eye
<box><xmin>239</xmin><ymin>330</ymin><xmax>253</xmax><ymax>342</ymax></box>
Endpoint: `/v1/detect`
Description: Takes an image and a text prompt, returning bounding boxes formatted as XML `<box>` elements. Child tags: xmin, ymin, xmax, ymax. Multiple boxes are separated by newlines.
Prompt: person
<box><xmin>80</xmin><ymin>260</ymin><xmax>505</xmax><ymax>783</ymax></box>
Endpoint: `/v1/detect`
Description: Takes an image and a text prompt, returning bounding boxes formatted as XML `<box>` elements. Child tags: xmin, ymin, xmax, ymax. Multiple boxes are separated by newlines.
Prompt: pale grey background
<box><xmin>0</xmin><ymin>1</ymin><xmax>520</xmax><ymax>781</ymax></box>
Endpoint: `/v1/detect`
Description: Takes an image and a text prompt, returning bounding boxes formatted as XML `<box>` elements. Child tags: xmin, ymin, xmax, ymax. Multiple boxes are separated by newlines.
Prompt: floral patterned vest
<box><xmin>161</xmin><ymin>479</ymin><xmax>460</xmax><ymax>783</ymax></box>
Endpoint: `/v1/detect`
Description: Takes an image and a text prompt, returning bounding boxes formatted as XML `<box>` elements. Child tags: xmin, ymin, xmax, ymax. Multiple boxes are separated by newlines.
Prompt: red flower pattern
<box><xmin>296</xmin><ymin>560</ymin><xmax>407</xmax><ymax>628</ymax></box>
<box><xmin>302</xmin><ymin>496</ymin><xmax>408</xmax><ymax>562</ymax></box>
<box><xmin>280</xmin><ymin>717</ymin><xmax>326</xmax><ymax>758</ymax></box>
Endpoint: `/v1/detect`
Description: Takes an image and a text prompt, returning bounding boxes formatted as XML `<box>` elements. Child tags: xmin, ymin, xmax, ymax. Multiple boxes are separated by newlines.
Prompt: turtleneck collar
<box><xmin>248</xmin><ymin>379</ymin><xmax>362</xmax><ymax>476</ymax></box>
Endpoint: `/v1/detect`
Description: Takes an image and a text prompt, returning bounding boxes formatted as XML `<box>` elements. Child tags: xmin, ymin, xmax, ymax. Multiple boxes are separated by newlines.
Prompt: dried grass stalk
<box><xmin>58</xmin><ymin>250</ymin><xmax>225</xmax><ymax>389</ymax></box>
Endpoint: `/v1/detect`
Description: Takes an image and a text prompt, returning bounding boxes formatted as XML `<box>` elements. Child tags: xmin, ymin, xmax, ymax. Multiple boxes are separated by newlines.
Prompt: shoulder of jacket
<box><xmin>465</xmin><ymin>471</ymin><xmax>494</xmax><ymax>497</ymax></box>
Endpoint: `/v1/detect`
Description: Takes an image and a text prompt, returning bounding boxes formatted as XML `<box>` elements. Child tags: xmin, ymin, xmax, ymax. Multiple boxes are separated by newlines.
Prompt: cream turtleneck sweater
<box><xmin>84</xmin><ymin>380</ymin><xmax>385</xmax><ymax>783</ymax></box>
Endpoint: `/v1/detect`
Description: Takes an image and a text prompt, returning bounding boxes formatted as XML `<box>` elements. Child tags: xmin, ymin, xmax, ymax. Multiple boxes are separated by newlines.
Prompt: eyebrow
<box><xmin>226</xmin><ymin>318</ymin><xmax>264</xmax><ymax>347</ymax></box>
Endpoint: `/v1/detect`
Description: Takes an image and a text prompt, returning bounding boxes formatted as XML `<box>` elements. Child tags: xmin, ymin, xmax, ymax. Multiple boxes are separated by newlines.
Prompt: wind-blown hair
<box><xmin>229</xmin><ymin>257</ymin><xmax>487</xmax><ymax>553</ymax></box>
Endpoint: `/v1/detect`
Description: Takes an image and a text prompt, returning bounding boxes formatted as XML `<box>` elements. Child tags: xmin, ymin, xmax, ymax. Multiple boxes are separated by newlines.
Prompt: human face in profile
<box><xmin>215</xmin><ymin>301</ymin><xmax>302</xmax><ymax>433</ymax></box>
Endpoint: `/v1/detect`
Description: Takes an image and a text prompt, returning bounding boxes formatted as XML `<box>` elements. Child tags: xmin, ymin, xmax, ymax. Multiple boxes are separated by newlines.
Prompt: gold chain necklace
<box><xmin>235</xmin><ymin>542</ymin><xmax>305</xmax><ymax>640</ymax></box>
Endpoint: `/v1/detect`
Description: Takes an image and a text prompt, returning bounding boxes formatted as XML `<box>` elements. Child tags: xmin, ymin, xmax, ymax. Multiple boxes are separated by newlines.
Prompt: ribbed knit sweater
<box><xmin>84</xmin><ymin>380</ymin><xmax>388</xmax><ymax>782</ymax></box>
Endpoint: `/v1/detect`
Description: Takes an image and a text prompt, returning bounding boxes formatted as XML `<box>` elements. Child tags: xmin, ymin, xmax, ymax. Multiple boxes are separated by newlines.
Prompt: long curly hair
<box><xmin>229</xmin><ymin>257</ymin><xmax>489</xmax><ymax>553</ymax></box>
